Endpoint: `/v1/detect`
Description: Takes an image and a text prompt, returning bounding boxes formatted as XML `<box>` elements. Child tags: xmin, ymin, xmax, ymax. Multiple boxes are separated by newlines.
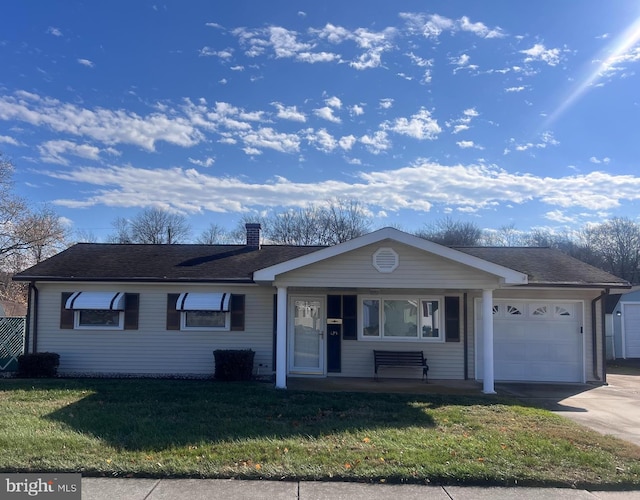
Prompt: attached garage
<box><xmin>622</xmin><ymin>303</ymin><xmax>640</xmax><ymax>358</ymax></box>
<box><xmin>476</xmin><ymin>300</ymin><xmax>584</xmax><ymax>383</ymax></box>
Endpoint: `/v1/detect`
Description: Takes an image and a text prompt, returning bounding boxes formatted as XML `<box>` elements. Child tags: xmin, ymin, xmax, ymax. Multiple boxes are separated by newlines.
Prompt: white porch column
<box><xmin>275</xmin><ymin>286</ymin><xmax>288</xmax><ymax>389</ymax></box>
<box><xmin>482</xmin><ymin>288</ymin><xmax>496</xmax><ymax>394</ymax></box>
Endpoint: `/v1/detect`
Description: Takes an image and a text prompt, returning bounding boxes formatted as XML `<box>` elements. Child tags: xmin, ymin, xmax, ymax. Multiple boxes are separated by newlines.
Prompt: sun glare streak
<box><xmin>545</xmin><ymin>15</ymin><xmax>640</xmax><ymax>127</ymax></box>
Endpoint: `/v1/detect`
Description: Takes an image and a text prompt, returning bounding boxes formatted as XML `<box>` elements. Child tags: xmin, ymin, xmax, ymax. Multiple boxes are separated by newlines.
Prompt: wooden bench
<box><xmin>373</xmin><ymin>350</ymin><xmax>429</xmax><ymax>381</ymax></box>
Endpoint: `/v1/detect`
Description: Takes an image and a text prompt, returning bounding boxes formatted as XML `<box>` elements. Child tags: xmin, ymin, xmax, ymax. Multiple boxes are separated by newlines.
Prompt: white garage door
<box><xmin>476</xmin><ymin>300</ymin><xmax>583</xmax><ymax>383</ymax></box>
<box><xmin>623</xmin><ymin>303</ymin><xmax>640</xmax><ymax>358</ymax></box>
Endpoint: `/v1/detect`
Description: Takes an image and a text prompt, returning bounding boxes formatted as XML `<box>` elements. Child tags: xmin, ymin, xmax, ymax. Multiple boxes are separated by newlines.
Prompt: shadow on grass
<box><xmin>494</xmin><ymin>382</ymin><xmax>596</xmax><ymax>413</ymax></box>
<box><xmin>1</xmin><ymin>377</ymin><xmax>518</xmax><ymax>452</ymax></box>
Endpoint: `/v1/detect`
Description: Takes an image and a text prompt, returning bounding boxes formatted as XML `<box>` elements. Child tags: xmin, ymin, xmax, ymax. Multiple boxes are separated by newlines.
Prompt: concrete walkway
<box><xmin>81</xmin><ymin>478</ymin><xmax>640</xmax><ymax>499</ymax></box>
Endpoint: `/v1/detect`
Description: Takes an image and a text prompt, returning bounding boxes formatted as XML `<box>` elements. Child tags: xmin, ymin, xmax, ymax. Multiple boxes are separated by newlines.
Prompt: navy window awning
<box><xmin>176</xmin><ymin>292</ymin><xmax>231</xmax><ymax>312</ymax></box>
<box><xmin>65</xmin><ymin>292</ymin><xmax>125</xmax><ymax>310</ymax></box>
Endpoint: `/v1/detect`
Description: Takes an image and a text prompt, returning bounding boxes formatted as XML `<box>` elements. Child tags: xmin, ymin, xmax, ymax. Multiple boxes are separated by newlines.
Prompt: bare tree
<box><xmin>582</xmin><ymin>217</ymin><xmax>640</xmax><ymax>283</ymax></box>
<box><xmin>323</xmin><ymin>198</ymin><xmax>371</xmax><ymax>245</ymax></box>
<box><xmin>268</xmin><ymin>206</ymin><xmax>328</xmax><ymax>245</ymax></box>
<box><xmin>108</xmin><ymin>208</ymin><xmax>192</xmax><ymax>244</ymax></box>
<box><xmin>415</xmin><ymin>217</ymin><xmax>483</xmax><ymax>246</ymax></box>
<box><xmin>0</xmin><ymin>154</ymin><xmax>69</xmax><ymax>306</ymax></box>
<box><xmin>196</xmin><ymin>223</ymin><xmax>232</xmax><ymax>244</ymax></box>
<box><xmin>263</xmin><ymin>199</ymin><xmax>371</xmax><ymax>245</ymax></box>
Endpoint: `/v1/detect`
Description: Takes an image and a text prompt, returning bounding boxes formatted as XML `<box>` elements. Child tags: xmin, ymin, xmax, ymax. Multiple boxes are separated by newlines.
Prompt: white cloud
<box><xmin>45</xmin><ymin>161</ymin><xmax>640</xmax><ymax>217</ymax></box>
<box><xmin>313</xmin><ymin>106</ymin><xmax>341</xmax><ymax>123</ymax></box>
<box><xmin>379</xmin><ymin>98</ymin><xmax>394</xmax><ymax>109</ymax></box>
<box><xmin>272</xmin><ymin>102</ymin><xmax>306</xmax><ymax>122</ymax></box>
<box><xmin>446</xmin><ymin>107</ymin><xmax>479</xmax><ymax>134</ymax></box>
<box><xmin>199</xmin><ymin>47</ymin><xmax>234</xmax><ymax>59</ymax></box>
<box><xmin>188</xmin><ymin>156</ymin><xmax>215</xmax><ymax>167</ymax></box>
<box><xmin>46</xmin><ymin>26</ymin><xmax>63</xmax><ymax>37</ymax></box>
<box><xmin>520</xmin><ymin>43</ymin><xmax>563</xmax><ymax>66</ymax></box>
<box><xmin>0</xmin><ymin>135</ymin><xmax>19</xmax><ymax>145</ymax></box>
<box><xmin>384</xmin><ymin>108</ymin><xmax>441</xmax><ymax>140</ymax></box>
<box><xmin>205</xmin><ymin>22</ymin><xmax>224</xmax><ymax>29</ymax></box>
<box><xmin>325</xmin><ymin>96</ymin><xmax>342</xmax><ymax>109</ymax></box>
<box><xmin>458</xmin><ymin>16</ymin><xmax>505</xmax><ymax>39</ymax></box>
<box><xmin>456</xmin><ymin>140</ymin><xmax>484</xmax><ymax>150</ymax></box>
<box><xmin>314</xmin><ymin>23</ymin><xmax>352</xmax><ymax>44</ymax></box>
<box><xmin>243</xmin><ymin>147</ymin><xmax>262</xmax><ymax>156</ymax></box>
<box><xmin>507</xmin><ymin>131</ymin><xmax>560</xmax><ymax>153</ymax></box>
<box><xmin>589</xmin><ymin>156</ymin><xmax>611</xmax><ymax>164</ymax></box>
<box><xmin>77</xmin><ymin>58</ymin><xmax>95</xmax><ymax>68</ymax></box>
<box><xmin>400</xmin><ymin>12</ymin><xmax>455</xmax><ymax>39</ymax></box>
<box><xmin>233</xmin><ymin>26</ymin><xmax>340</xmax><ymax>63</ymax></box>
<box><xmin>400</xmin><ymin>12</ymin><xmax>503</xmax><ymax>40</ymax></box>
<box><xmin>505</xmin><ymin>86</ymin><xmax>526</xmax><ymax>92</ymax></box>
<box><xmin>38</xmin><ymin>140</ymin><xmax>102</xmax><ymax>165</ymax></box>
<box><xmin>304</xmin><ymin>128</ymin><xmax>337</xmax><ymax>153</ymax></box>
<box><xmin>0</xmin><ymin>91</ymin><xmax>203</xmax><ymax>151</ymax></box>
<box><xmin>342</xmin><ymin>27</ymin><xmax>396</xmax><ymax>70</ymax></box>
<box><xmin>360</xmin><ymin>131</ymin><xmax>391</xmax><ymax>154</ymax></box>
<box><xmin>339</xmin><ymin>135</ymin><xmax>357</xmax><ymax>150</ymax></box>
<box><xmin>241</xmin><ymin>127</ymin><xmax>300</xmax><ymax>153</ymax></box>
<box><xmin>350</xmin><ymin>104</ymin><xmax>365</xmax><ymax>116</ymax></box>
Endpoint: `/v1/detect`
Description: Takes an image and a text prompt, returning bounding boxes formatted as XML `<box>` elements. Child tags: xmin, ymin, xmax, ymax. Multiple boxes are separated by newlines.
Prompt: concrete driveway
<box><xmin>496</xmin><ymin>371</ymin><xmax>640</xmax><ymax>447</ymax></box>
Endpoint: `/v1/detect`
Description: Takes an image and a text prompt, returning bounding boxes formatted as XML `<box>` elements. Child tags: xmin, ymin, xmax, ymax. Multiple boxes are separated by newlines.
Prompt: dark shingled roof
<box><xmin>13</xmin><ymin>242</ymin><xmax>630</xmax><ymax>288</ymax></box>
<box><xmin>454</xmin><ymin>246</ymin><xmax>629</xmax><ymax>287</ymax></box>
<box><xmin>12</xmin><ymin>243</ymin><xmax>325</xmax><ymax>283</ymax></box>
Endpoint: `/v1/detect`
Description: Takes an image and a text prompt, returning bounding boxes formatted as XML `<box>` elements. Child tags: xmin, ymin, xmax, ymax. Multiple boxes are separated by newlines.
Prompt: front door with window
<box><xmin>289</xmin><ymin>297</ymin><xmax>325</xmax><ymax>375</ymax></box>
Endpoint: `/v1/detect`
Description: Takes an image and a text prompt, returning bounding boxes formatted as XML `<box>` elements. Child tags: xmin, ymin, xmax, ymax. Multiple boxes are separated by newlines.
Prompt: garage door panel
<box><xmin>477</xmin><ymin>300</ymin><xmax>583</xmax><ymax>383</ymax></box>
<box><xmin>623</xmin><ymin>304</ymin><xmax>640</xmax><ymax>358</ymax></box>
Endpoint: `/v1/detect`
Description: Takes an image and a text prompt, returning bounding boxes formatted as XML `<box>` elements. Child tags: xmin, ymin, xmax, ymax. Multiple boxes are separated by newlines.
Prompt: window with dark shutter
<box><xmin>445</xmin><ymin>296</ymin><xmax>461</xmax><ymax>342</ymax></box>
<box><xmin>60</xmin><ymin>292</ymin><xmax>74</xmax><ymax>329</ymax></box>
<box><xmin>230</xmin><ymin>294</ymin><xmax>245</xmax><ymax>331</ymax></box>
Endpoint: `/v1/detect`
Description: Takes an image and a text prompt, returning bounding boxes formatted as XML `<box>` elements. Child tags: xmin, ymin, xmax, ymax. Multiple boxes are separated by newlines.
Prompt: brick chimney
<box><xmin>245</xmin><ymin>223</ymin><xmax>261</xmax><ymax>249</ymax></box>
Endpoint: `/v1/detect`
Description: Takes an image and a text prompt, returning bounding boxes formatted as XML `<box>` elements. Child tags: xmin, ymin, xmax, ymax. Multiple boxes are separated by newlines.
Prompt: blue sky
<box><xmin>2</xmin><ymin>1</ymin><xmax>640</xmax><ymax>241</ymax></box>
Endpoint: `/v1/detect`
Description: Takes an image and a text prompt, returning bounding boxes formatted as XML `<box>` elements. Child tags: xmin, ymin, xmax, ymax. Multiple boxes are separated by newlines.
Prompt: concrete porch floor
<box><xmin>286</xmin><ymin>376</ymin><xmax>484</xmax><ymax>395</ymax></box>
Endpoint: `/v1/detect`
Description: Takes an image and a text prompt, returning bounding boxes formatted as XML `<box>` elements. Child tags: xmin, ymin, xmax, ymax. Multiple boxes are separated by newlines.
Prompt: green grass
<box><xmin>0</xmin><ymin>378</ymin><xmax>639</xmax><ymax>488</ymax></box>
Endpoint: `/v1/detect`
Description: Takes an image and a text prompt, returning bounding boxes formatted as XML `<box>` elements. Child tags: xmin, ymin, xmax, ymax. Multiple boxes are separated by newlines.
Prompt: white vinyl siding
<box><xmin>337</xmin><ymin>339</ymin><xmax>465</xmax><ymax>380</ymax></box>
<box><xmin>276</xmin><ymin>242</ymin><xmax>503</xmax><ymax>289</ymax></box>
<box><xmin>33</xmin><ymin>283</ymin><xmax>275</xmax><ymax>376</ymax></box>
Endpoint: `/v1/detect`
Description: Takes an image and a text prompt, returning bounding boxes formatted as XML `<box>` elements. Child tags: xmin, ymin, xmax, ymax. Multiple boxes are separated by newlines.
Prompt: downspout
<box><xmin>23</xmin><ymin>282</ymin><xmax>34</xmax><ymax>354</ymax></box>
<box><xmin>590</xmin><ymin>290</ymin><xmax>607</xmax><ymax>383</ymax></box>
<box><xmin>32</xmin><ymin>283</ymin><xmax>39</xmax><ymax>353</ymax></box>
<box><xmin>463</xmin><ymin>293</ymin><xmax>468</xmax><ymax>380</ymax></box>
<box><xmin>601</xmin><ymin>289</ymin><xmax>610</xmax><ymax>386</ymax></box>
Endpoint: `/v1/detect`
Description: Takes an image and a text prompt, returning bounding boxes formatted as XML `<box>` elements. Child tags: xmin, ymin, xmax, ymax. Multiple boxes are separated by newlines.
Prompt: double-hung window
<box><xmin>361</xmin><ymin>296</ymin><xmax>443</xmax><ymax>341</ymax></box>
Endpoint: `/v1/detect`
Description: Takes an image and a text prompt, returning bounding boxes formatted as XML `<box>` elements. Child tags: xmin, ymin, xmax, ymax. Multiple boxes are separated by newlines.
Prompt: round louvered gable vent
<box><xmin>373</xmin><ymin>247</ymin><xmax>399</xmax><ymax>273</ymax></box>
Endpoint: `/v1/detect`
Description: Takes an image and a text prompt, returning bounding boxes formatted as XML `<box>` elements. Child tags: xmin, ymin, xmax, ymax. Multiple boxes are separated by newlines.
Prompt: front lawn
<box><xmin>0</xmin><ymin>378</ymin><xmax>639</xmax><ymax>488</ymax></box>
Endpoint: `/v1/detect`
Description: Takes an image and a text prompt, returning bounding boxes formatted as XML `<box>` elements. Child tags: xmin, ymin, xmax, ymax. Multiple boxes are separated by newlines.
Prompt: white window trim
<box><xmin>358</xmin><ymin>295</ymin><xmax>445</xmax><ymax>342</ymax></box>
<box><xmin>74</xmin><ymin>310</ymin><xmax>124</xmax><ymax>330</ymax></box>
<box><xmin>180</xmin><ymin>310</ymin><xmax>231</xmax><ymax>332</ymax></box>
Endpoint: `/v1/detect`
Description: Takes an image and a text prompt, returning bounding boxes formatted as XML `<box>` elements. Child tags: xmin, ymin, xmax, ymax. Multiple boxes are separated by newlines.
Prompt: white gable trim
<box><xmin>254</xmin><ymin>227</ymin><xmax>528</xmax><ymax>285</ymax></box>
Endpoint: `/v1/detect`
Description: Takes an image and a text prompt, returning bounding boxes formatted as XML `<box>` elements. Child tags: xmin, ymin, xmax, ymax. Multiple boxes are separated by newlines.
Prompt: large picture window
<box><xmin>360</xmin><ymin>297</ymin><xmax>443</xmax><ymax>341</ymax></box>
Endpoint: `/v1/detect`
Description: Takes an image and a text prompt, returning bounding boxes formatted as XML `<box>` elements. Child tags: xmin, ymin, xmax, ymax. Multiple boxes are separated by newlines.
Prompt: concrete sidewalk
<box><xmin>82</xmin><ymin>478</ymin><xmax>640</xmax><ymax>499</ymax></box>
